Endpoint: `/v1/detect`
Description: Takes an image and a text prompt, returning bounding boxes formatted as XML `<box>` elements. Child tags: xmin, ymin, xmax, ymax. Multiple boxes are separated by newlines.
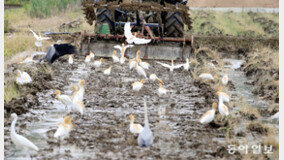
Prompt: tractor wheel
<box><xmin>96</xmin><ymin>8</ymin><xmax>114</xmax><ymax>33</ymax></box>
<box><xmin>164</xmin><ymin>12</ymin><xmax>184</xmax><ymax>37</ymax></box>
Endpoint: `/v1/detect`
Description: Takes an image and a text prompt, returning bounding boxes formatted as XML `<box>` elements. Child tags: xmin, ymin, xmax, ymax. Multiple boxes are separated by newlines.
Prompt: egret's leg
<box><xmin>137</xmin><ymin>148</ymin><xmax>141</xmax><ymax>160</ymax></box>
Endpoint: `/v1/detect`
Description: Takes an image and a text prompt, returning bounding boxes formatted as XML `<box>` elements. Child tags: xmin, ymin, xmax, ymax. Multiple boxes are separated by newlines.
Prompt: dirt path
<box><xmin>188</xmin><ymin>0</ymin><xmax>279</xmax><ymax>8</ymax></box>
<box><xmin>4</xmin><ymin>55</ymin><xmax>227</xmax><ymax>159</ymax></box>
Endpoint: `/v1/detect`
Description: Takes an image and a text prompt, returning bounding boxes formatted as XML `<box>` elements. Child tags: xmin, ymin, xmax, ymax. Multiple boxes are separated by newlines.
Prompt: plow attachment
<box><xmin>45</xmin><ymin>22</ymin><xmax>193</xmax><ymax>61</ymax></box>
<box><xmin>82</xmin><ymin>41</ymin><xmax>192</xmax><ymax>60</ymax></box>
<box><xmin>80</xmin><ymin>20</ymin><xmax>193</xmax><ymax>60</ymax></box>
<box><xmin>81</xmin><ymin>36</ymin><xmax>193</xmax><ymax>60</ymax></box>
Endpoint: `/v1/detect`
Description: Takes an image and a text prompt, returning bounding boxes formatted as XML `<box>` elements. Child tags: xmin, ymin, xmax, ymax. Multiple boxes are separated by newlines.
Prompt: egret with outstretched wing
<box><xmin>124</xmin><ymin>22</ymin><xmax>151</xmax><ymax>45</ymax></box>
<box><xmin>156</xmin><ymin>60</ymin><xmax>183</xmax><ymax>72</ymax></box>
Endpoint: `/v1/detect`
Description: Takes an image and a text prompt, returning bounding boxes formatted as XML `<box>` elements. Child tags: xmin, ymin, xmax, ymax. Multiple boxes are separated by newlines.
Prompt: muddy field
<box><xmin>5</xmin><ymin>54</ymin><xmax>237</xmax><ymax>159</ymax></box>
<box><xmin>4</xmin><ymin>40</ymin><xmax>279</xmax><ymax>160</ymax></box>
<box><xmin>188</xmin><ymin>0</ymin><xmax>278</xmax><ymax>8</ymax></box>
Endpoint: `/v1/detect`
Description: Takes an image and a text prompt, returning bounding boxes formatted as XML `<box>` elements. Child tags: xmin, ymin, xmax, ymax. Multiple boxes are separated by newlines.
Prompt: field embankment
<box><xmin>188</xmin><ymin>0</ymin><xmax>278</xmax><ymax>8</ymax></box>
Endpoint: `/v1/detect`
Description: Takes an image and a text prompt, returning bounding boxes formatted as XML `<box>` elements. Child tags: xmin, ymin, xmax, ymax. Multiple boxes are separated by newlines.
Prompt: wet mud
<box><xmin>242</xmin><ymin>48</ymin><xmax>279</xmax><ymax>105</ymax></box>
<box><xmin>4</xmin><ymin>63</ymin><xmax>53</xmax><ymax>116</ymax></box>
<box><xmin>4</xmin><ymin>55</ymin><xmax>231</xmax><ymax>159</ymax></box>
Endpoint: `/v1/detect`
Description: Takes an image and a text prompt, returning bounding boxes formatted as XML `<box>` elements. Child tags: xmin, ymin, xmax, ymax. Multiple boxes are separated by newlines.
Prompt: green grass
<box><xmin>4</xmin><ymin>81</ymin><xmax>21</xmax><ymax>102</ymax></box>
<box><xmin>4</xmin><ymin>0</ymin><xmax>28</xmax><ymax>5</ymax></box>
<box><xmin>190</xmin><ymin>10</ymin><xmax>278</xmax><ymax>37</ymax></box>
<box><xmin>24</xmin><ymin>0</ymin><xmax>80</xmax><ymax>18</ymax></box>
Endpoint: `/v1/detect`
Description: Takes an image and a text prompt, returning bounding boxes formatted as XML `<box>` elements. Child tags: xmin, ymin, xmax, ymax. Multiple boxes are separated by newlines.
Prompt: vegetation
<box><xmin>189</xmin><ymin>10</ymin><xmax>279</xmax><ymax>38</ymax></box>
<box><xmin>4</xmin><ymin>0</ymin><xmax>28</xmax><ymax>5</ymax></box>
<box><xmin>4</xmin><ymin>7</ymin><xmax>92</xmax><ymax>58</ymax></box>
<box><xmin>24</xmin><ymin>0</ymin><xmax>80</xmax><ymax>18</ymax></box>
<box><xmin>243</xmin><ymin>46</ymin><xmax>279</xmax><ymax>102</ymax></box>
<box><xmin>4</xmin><ymin>81</ymin><xmax>21</xmax><ymax>102</ymax></box>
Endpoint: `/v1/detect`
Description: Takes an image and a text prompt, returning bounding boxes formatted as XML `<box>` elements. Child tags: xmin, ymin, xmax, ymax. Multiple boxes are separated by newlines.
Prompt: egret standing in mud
<box><xmin>90</xmin><ymin>51</ymin><xmax>95</xmax><ymax>59</ymax></box>
<box><xmin>129</xmin><ymin>114</ymin><xmax>144</xmax><ymax>134</ymax></box>
<box><xmin>199</xmin><ymin>102</ymin><xmax>217</xmax><ymax>124</ymax></box>
<box><xmin>222</xmin><ymin>69</ymin><xmax>229</xmax><ymax>85</ymax></box>
<box><xmin>16</xmin><ymin>70</ymin><xmax>32</xmax><ymax>85</ymax></box>
<box><xmin>70</xmin><ymin>85</ymin><xmax>86</xmax><ymax>115</ymax></box>
<box><xmin>129</xmin><ymin>59</ymin><xmax>137</xmax><ymax>70</ymax></box>
<box><xmin>132</xmin><ymin>79</ymin><xmax>145</xmax><ymax>92</ymax></box>
<box><xmin>182</xmin><ymin>58</ymin><xmax>190</xmax><ymax>71</ymax></box>
<box><xmin>77</xmin><ymin>80</ymin><xmax>85</xmax><ymax>102</ymax></box>
<box><xmin>94</xmin><ymin>58</ymin><xmax>103</xmax><ymax>67</ymax></box>
<box><xmin>112</xmin><ymin>50</ymin><xmax>120</xmax><ymax>63</ymax></box>
<box><xmin>85</xmin><ymin>55</ymin><xmax>91</xmax><ymax>63</ymax></box>
<box><xmin>218</xmin><ymin>93</ymin><xmax>229</xmax><ymax>117</ymax></box>
<box><xmin>71</xmin><ymin>85</ymin><xmax>79</xmax><ymax>102</ymax></box>
<box><xmin>10</xmin><ymin>113</ymin><xmax>39</xmax><ymax>156</ymax></box>
<box><xmin>54</xmin><ymin>116</ymin><xmax>74</xmax><ymax>139</ymax></box>
<box><xmin>104</xmin><ymin>65</ymin><xmax>113</xmax><ymax>75</ymax></box>
<box><xmin>69</xmin><ymin>55</ymin><xmax>74</xmax><ymax>64</ymax></box>
<box><xmin>138</xmin><ymin>98</ymin><xmax>154</xmax><ymax>147</ymax></box>
<box><xmin>129</xmin><ymin>51</ymin><xmax>140</xmax><ymax>70</ymax></box>
<box><xmin>135</xmin><ymin>62</ymin><xmax>147</xmax><ymax>78</ymax></box>
<box><xmin>157</xmin><ymin>80</ymin><xmax>168</xmax><ymax>96</ymax></box>
<box><xmin>138</xmin><ymin>59</ymin><xmax>150</xmax><ymax>70</ymax></box>
<box><xmin>149</xmin><ymin>74</ymin><xmax>160</xmax><ymax>82</ymax></box>
<box><xmin>216</xmin><ymin>86</ymin><xmax>230</xmax><ymax>103</ymax></box>
<box><xmin>53</xmin><ymin>90</ymin><xmax>73</xmax><ymax>111</ymax></box>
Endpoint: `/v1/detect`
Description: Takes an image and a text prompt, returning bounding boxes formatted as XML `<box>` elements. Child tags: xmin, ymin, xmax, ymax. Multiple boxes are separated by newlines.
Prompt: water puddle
<box><xmin>223</xmin><ymin>58</ymin><xmax>278</xmax><ymax>127</ymax></box>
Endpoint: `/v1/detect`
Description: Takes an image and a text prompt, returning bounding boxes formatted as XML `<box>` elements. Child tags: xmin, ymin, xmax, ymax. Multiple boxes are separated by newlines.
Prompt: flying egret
<box><xmin>124</xmin><ymin>22</ymin><xmax>151</xmax><ymax>45</ymax></box>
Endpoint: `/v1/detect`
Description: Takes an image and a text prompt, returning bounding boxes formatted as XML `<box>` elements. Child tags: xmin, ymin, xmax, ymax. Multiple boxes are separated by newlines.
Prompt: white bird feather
<box><xmin>124</xmin><ymin>22</ymin><xmax>151</xmax><ymax>45</ymax></box>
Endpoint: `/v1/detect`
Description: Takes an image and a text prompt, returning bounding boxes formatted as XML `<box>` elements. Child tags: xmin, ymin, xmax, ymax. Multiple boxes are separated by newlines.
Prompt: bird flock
<box><xmin>9</xmin><ymin>22</ymin><xmax>232</xmax><ymax>157</ymax></box>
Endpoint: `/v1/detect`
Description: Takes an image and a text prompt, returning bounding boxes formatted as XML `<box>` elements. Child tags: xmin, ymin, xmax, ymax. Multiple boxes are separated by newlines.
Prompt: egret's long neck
<box><xmin>218</xmin><ymin>94</ymin><xmax>223</xmax><ymax>106</ymax></box>
<box><xmin>11</xmin><ymin>117</ymin><xmax>17</xmax><ymax>135</ymax></box>
<box><xmin>79</xmin><ymin>84</ymin><xmax>84</xmax><ymax>91</ymax></box>
<box><xmin>144</xmin><ymin>100</ymin><xmax>149</xmax><ymax>127</ymax></box>
<box><xmin>121</xmin><ymin>47</ymin><xmax>125</xmax><ymax>57</ymax></box>
<box><xmin>72</xmin><ymin>90</ymin><xmax>77</xmax><ymax>100</ymax></box>
<box><xmin>18</xmin><ymin>71</ymin><xmax>22</xmax><ymax>77</ymax></box>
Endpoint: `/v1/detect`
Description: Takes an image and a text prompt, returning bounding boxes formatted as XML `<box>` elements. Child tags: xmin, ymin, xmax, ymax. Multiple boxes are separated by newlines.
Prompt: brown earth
<box><xmin>188</xmin><ymin>0</ymin><xmax>279</xmax><ymax>8</ymax></box>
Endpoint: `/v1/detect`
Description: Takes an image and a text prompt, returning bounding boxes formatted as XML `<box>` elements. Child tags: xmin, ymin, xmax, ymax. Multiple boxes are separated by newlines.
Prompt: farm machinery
<box><xmin>80</xmin><ymin>0</ymin><xmax>193</xmax><ymax>60</ymax></box>
<box><xmin>44</xmin><ymin>0</ymin><xmax>193</xmax><ymax>61</ymax></box>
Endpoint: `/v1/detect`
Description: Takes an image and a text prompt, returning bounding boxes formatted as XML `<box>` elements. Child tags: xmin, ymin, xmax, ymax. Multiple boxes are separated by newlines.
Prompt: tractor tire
<box><xmin>164</xmin><ymin>12</ymin><xmax>184</xmax><ymax>37</ymax></box>
<box><xmin>96</xmin><ymin>8</ymin><xmax>114</xmax><ymax>33</ymax></box>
